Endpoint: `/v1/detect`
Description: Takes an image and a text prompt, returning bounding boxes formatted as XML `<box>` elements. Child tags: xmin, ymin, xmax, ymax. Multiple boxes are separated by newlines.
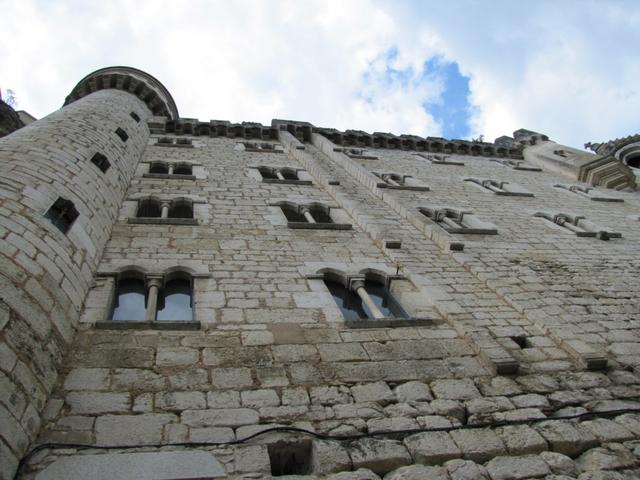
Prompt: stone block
<box><xmin>383</xmin><ymin>464</ymin><xmax>449</xmax><ymax>480</ymax></box>
<box><xmin>450</xmin><ymin>428</ymin><xmax>506</xmax><ymax>463</ymax></box>
<box><xmin>211</xmin><ymin>367</ymin><xmax>253</xmax><ymax>389</ymax></box>
<box><xmin>367</xmin><ymin>417</ymin><xmax>419</xmax><ymax>433</ymax></box>
<box><xmin>575</xmin><ymin>444</ymin><xmax>637</xmax><ymax>471</ymax></box>
<box><xmin>485</xmin><ymin>455</ymin><xmax>550</xmax><ymax>480</ymax></box>
<box><xmin>393</xmin><ymin>381</ymin><xmax>433</xmax><ymax>402</ymax></box>
<box><xmin>241</xmin><ymin>389</ymin><xmax>280</xmax><ymax>407</ymax></box>
<box><xmin>444</xmin><ymin>458</ymin><xmax>489</xmax><ymax>480</ymax></box>
<box><xmin>62</xmin><ymin>368</ymin><xmax>110</xmax><ymax>391</ymax></box>
<box><xmin>318</xmin><ymin>343</ymin><xmax>369</xmax><ymax>362</ymax></box>
<box><xmin>66</xmin><ymin>392</ymin><xmax>130</xmax><ymax>415</ymax></box>
<box><xmin>327</xmin><ymin>468</ymin><xmax>381</xmax><ymax>479</ymax></box>
<box><xmin>311</xmin><ymin>386</ymin><xmax>352</xmax><ymax>405</ymax></box>
<box><xmin>112</xmin><ymin>369</ymin><xmax>165</xmax><ymax>391</ymax></box>
<box><xmin>207</xmin><ymin>390</ymin><xmax>240</xmax><ymax>408</ymax></box>
<box><xmin>95</xmin><ymin>413</ymin><xmax>176</xmax><ymax>445</ymax></box>
<box><xmin>403</xmin><ymin>431</ymin><xmax>462</xmax><ymax>465</ymax></box>
<box><xmin>496</xmin><ymin>425</ymin><xmax>548</xmax><ymax>455</ymax></box>
<box><xmin>431</xmin><ymin>379</ymin><xmax>481</xmax><ymax>400</ymax></box>
<box><xmin>282</xmin><ymin>387</ymin><xmax>310</xmax><ymax>406</ymax></box>
<box><xmin>234</xmin><ymin>445</ymin><xmax>270</xmax><ymax>473</ymax></box>
<box><xmin>349</xmin><ymin>438</ymin><xmax>412</xmax><ymax>476</ymax></box>
<box><xmin>540</xmin><ymin>452</ymin><xmax>578</xmax><ymax>476</ymax></box>
<box><xmin>156</xmin><ymin>392</ymin><xmax>206</xmax><ymax>410</ymax></box>
<box><xmin>311</xmin><ymin>439</ymin><xmax>352</xmax><ymax>474</ymax></box>
<box><xmin>181</xmin><ymin>408</ymin><xmax>259</xmax><ymax>427</ymax></box>
<box><xmin>351</xmin><ymin>382</ymin><xmax>395</xmax><ymax>405</ymax></box>
<box><xmin>189</xmin><ymin>427</ymin><xmax>235</xmax><ymax>443</ymax></box>
<box><xmin>580</xmin><ymin>418</ymin><xmax>635</xmax><ymax>443</ymax></box>
<box><xmin>155</xmin><ymin>347</ymin><xmax>199</xmax><ymax>366</ymax></box>
<box><xmin>535</xmin><ymin>421</ymin><xmax>599</xmax><ymax>457</ymax></box>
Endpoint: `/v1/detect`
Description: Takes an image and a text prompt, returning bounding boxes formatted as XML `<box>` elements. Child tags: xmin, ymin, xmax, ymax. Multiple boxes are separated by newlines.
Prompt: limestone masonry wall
<box><xmin>1</xmin><ymin>71</ymin><xmax>640</xmax><ymax>480</ymax></box>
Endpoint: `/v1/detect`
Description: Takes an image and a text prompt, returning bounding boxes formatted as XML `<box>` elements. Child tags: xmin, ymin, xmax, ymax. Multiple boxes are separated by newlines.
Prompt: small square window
<box><xmin>45</xmin><ymin>197</ymin><xmax>79</xmax><ymax>234</ymax></box>
<box><xmin>90</xmin><ymin>153</ymin><xmax>110</xmax><ymax>173</ymax></box>
<box><xmin>115</xmin><ymin>128</ymin><xmax>129</xmax><ymax>142</ymax></box>
<box><xmin>268</xmin><ymin>441</ymin><xmax>311</xmax><ymax>477</ymax></box>
<box><xmin>130</xmin><ymin>112</ymin><xmax>141</xmax><ymax>123</ymax></box>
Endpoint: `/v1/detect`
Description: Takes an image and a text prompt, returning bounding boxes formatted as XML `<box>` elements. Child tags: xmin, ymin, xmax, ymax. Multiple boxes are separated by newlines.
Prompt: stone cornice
<box><xmin>64</xmin><ymin>66</ymin><xmax>179</xmax><ymax>119</ymax></box>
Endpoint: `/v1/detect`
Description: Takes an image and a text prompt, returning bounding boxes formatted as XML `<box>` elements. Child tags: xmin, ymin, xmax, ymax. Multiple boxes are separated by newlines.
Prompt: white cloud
<box><xmin>1</xmin><ymin>0</ymin><xmax>639</xmax><ymax>147</ymax></box>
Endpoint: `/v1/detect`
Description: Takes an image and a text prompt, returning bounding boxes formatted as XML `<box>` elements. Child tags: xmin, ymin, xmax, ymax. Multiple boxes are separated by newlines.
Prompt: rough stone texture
<box><xmin>3</xmin><ymin>68</ymin><xmax>640</xmax><ymax>480</ymax></box>
<box><xmin>485</xmin><ymin>455</ymin><xmax>550</xmax><ymax>479</ymax></box>
<box><xmin>403</xmin><ymin>431</ymin><xmax>462</xmax><ymax>464</ymax></box>
<box><xmin>383</xmin><ymin>464</ymin><xmax>449</xmax><ymax>480</ymax></box>
<box><xmin>450</xmin><ymin>429</ymin><xmax>506</xmax><ymax>463</ymax></box>
<box><xmin>350</xmin><ymin>438</ymin><xmax>413</xmax><ymax>476</ymax></box>
<box><xmin>312</xmin><ymin>440</ymin><xmax>352</xmax><ymax>474</ymax></box>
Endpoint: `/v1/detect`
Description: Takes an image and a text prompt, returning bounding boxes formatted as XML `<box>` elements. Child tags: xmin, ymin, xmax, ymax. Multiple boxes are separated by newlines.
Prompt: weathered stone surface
<box><xmin>450</xmin><ymin>428</ymin><xmax>506</xmax><ymax>463</ymax></box>
<box><xmin>431</xmin><ymin>379</ymin><xmax>481</xmax><ymax>400</ymax></box>
<box><xmin>233</xmin><ymin>445</ymin><xmax>270</xmax><ymax>473</ymax></box>
<box><xmin>181</xmin><ymin>408</ymin><xmax>259</xmax><ymax>427</ymax></box>
<box><xmin>351</xmin><ymin>382</ymin><xmax>395</xmax><ymax>405</ymax></box>
<box><xmin>535</xmin><ymin>421</ymin><xmax>599</xmax><ymax>457</ymax></box>
<box><xmin>393</xmin><ymin>381</ymin><xmax>433</xmax><ymax>402</ymax></box>
<box><xmin>66</xmin><ymin>392</ymin><xmax>130</xmax><ymax>415</ymax></box>
<box><xmin>241</xmin><ymin>389</ymin><xmax>280</xmax><ymax>407</ymax></box>
<box><xmin>575</xmin><ymin>445</ymin><xmax>637</xmax><ymax>472</ymax></box>
<box><xmin>383</xmin><ymin>464</ymin><xmax>449</xmax><ymax>480</ymax></box>
<box><xmin>403</xmin><ymin>431</ymin><xmax>462</xmax><ymax>464</ymax></box>
<box><xmin>189</xmin><ymin>427</ymin><xmax>235</xmax><ymax>443</ymax></box>
<box><xmin>497</xmin><ymin>425</ymin><xmax>548</xmax><ymax>455</ymax></box>
<box><xmin>540</xmin><ymin>451</ymin><xmax>578</xmax><ymax>476</ymax></box>
<box><xmin>367</xmin><ymin>417</ymin><xmax>419</xmax><ymax>433</ymax></box>
<box><xmin>156</xmin><ymin>392</ymin><xmax>206</xmax><ymax>410</ymax></box>
<box><xmin>95</xmin><ymin>414</ymin><xmax>176</xmax><ymax>445</ymax></box>
<box><xmin>63</xmin><ymin>368</ymin><xmax>110</xmax><ymax>391</ymax></box>
<box><xmin>445</xmin><ymin>458</ymin><xmax>489</xmax><ymax>480</ymax></box>
<box><xmin>327</xmin><ymin>468</ymin><xmax>381</xmax><ymax>480</ymax></box>
<box><xmin>485</xmin><ymin>455</ymin><xmax>550</xmax><ymax>480</ymax></box>
<box><xmin>350</xmin><ymin>438</ymin><xmax>412</xmax><ymax>475</ymax></box>
<box><xmin>34</xmin><ymin>451</ymin><xmax>226</xmax><ymax>479</ymax></box>
<box><xmin>311</xmin><ymin>440</ymin><xmax>352</xmax><ymax>474</ymax></box>
<box><xmin>580</xmin><ymin>418</ymin><xmax>635</xmax><ymax>443</ymax></box>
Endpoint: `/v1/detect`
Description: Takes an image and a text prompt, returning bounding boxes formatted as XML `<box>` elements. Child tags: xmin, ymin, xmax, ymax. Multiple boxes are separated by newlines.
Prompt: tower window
<box><xmin>90</xmin><ymin>153</ymin><xmax>111</xmax><ymax>173</ymax></box>
<box><xmin>168</xmin><ymin>199</ymin><xmax>193</xmax><ymax>219</ymax></box>
<box><xmin>109</xmin><ymin>271</ymin><xmax>193</xmax><ymax>322</ymax></box>
<box><xmin>137</xmin><ymin>198</ymin><xmax>162</xmax><ymax>218</ymax></box>
<box><xmin>45</xmin><ymin>197</ymin><xmax>79</xmax><ymax>234</ymax></box>
<box><xmin>172</xmin><ymin>163</ymin><xmax>193</xmax><ymax>175</ymax></box>
<box><xmin>110</xmin><ymin>276</ymin><xmax>147</xmax><ymax>321</ymax></box>
<box><xmin>130</xmin><ymin>111</ymin><xmax>141</xmax><ymax>123</ymax></box>
<box><xmin>115</xmin><ymin>127</ymin><xmax>129</xmax><ymax>142</ymax></box>
<box><xmin>149</xmin><ymin>162</ymin><xmax>169</xmax><ymax>174</ymax></box>
<box><xmin>626</xmin><ymin>155</ymin><xmax>640</xmax><ymax>169</ymax></box>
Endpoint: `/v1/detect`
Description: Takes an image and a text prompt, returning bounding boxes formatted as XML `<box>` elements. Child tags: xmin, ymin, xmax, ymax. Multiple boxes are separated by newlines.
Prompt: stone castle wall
<box><xmin>10</xmin><ymin>110</ymin><xmax>640</xmax><ymax>479</ymax></box>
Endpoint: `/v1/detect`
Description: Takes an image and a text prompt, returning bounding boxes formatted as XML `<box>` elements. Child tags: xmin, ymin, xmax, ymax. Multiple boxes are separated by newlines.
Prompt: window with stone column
<box><xmin>465</xmin><ymin>177</ymin><xmax>534</xmax><ymax>197</ymax></box>
<box><xmin>321</xmin><ymin>269</ymin><xmax>408</xmax><ymax>325</ymax></box>
<box><xmin>109</xmin><ymin>270</ymin><xmax>194</xmax><ymax>323</ymax></box>
<box><xmin>272</xmin><ymin>201</ymin><xmax>352</xmax><ymax>230</ymax></box>
<box><xmin>534</xmin><ymin>211</ymin><xmax>622</xmax><ymax>240</ymax></box>
<box><xmin>554</xmin><ymin>184</ymin><xmax>624</xmax><ymax>202</ymax></box>
<box><xmin>129</xmin><ymin>197</ymin><xmax>198</xmax><ymax>225</ymax></box>
<box><xmin>419</xmin><ymin>206</ymin><xmax>498</xmax><ymax>235</ymax></box>
<box><xmin>373</xmin><ymin>172</ymin><xmax>430</xmax><ymax>191</ymax></box>
<box><xmin>253</xmin><ymin>166</ymin><xmax>312</xmax><ymax>185</ymax></box>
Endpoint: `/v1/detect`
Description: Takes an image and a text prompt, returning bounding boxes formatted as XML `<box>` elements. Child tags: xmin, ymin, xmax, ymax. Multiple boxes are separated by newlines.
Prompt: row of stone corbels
<box><xmin>278</xmin><ymin>129</ymin><xmax>520</xmax><ymax>376</ymax></box>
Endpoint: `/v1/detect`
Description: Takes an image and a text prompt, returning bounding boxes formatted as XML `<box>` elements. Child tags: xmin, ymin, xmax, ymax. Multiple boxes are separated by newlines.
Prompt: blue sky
<box><xmin>1</xmin><ymin>0</ymin><xmax>639</xmax><ymax>147</ymax></box>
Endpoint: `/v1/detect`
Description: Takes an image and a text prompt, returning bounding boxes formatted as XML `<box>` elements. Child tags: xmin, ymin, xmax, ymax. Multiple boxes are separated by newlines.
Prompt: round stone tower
<box><xmin>0</xmin><ymin>67</ymin><xmax>177</xmax><ymax>475</ymax></box>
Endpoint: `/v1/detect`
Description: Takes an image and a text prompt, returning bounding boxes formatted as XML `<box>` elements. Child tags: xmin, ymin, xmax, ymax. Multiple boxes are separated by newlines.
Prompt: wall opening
<box><xmin>115</xmin><ymin>127</ymin><xmax>129</xmax><ymax>142</ymax></box>
<box><xmin>268</xmin><ymin>441</ymin><xmax>312</xmax><ymax>476</ymax></box>
<box><xmin>45</xmin><ymin>197</ymin><xmax>79</xmax><ymax>234</ymax></box>
<box><xmin>90</xmin><ymin>152</ymin><xmax>111</xmax><ymax>173</ymax></box>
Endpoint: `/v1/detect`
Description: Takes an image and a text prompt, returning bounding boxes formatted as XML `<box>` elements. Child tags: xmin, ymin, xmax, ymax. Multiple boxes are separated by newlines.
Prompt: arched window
<box><xmin>258</xmin><ymin>167</ymin><xmax>278</xmax><ymax>179</ymax></box>
<box><xmin>307</xmin><ymin>206</ymin><xmax>332</xmax><ymax>223</ymax></box>
<box><xmin>280</xmin><ymin>204</ymin><xmax>307</xmax><ymax>222</ymax></box>
<box><xmin>280</xmin><ymin>168</ymin><xmax>298</xmax><ymax>180</ymax></box>
<box><xmin>627</xmin><ymin>155</ymin><xmax>640</xmax><ymax>169</ymax></box>
<box><xmin>110</xmin><ymin>274</ymin><xmax>146</xmax><ymax>321</ymax></box>
<box><xmin>168</xmin><ymin>199</ymin><xmax>193</xmax><ymax>219</ymax></box>
<box><xmin>137</xmin><ymin>198</ymin><xmax>162</xmax><ymax>218</ymax></box>
<box><xmin>149</xmin><ymin>162</ymin><xmax>169</xmax><ymax>174</ymax></box>
<box><xmin>173</xmin><ymin>163</ymin><xmax>192</xmax><ymax>175</ymax></box>
<box><xmin>323</xmin><ymin>271</ymin><xmax>408</xmax><ymax>321</ymax></box>
<box><xmin>157</xmin><ymin>275</ymin><xmax>193</xmax><ymax>321</ymax></box>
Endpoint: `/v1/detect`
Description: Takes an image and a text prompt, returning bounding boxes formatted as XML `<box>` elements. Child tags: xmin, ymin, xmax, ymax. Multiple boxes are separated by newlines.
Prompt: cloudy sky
<box><xmin>1</xmin><ymin>0</ymin><xmax>639</xmax><ymax>147</ymax></box>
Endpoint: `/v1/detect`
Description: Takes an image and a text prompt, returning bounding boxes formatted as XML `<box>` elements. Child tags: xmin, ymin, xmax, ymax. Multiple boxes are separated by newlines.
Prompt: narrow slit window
<box><xmin>90</xmin><ymin>153</ymin><xmax>110</xmax><ymax>173</ymax></box>
<box><xmin>115</xmin><ymin>127</ymin><xmax>129</xmax><ymax>142</ymax></box>
<box><xmin>130</xmin><ymin>112</ymin><xmax>141</xmax><ymax>123</ymax></box>
<box><xmin>45</xmin><ymin>197</ymin><xmax>79</xmax><ymax>234</ymax></box>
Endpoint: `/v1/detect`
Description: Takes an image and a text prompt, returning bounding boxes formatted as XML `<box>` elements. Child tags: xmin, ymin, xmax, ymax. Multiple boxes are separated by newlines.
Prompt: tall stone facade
<box><xmin>1</xmin><ymin>67</ymin><xmax>639</xmax><ymax>480</ymax></box>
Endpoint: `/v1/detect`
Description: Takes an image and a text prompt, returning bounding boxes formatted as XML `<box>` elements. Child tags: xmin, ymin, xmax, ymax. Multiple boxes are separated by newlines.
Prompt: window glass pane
<box><xmin>149</xmin><ymin>163</ymin><xmax>168</xmax><ymax>174</ymax></box>
<box><xmin>309</xmin><ymin>208</ymin><xmax>332</xmax><ymax>223</ymax></box>
<box><xmin>111</xmin><ymin>278</ymin><xmax>146</xmax><ymax>320</ymax></box>
<box><xmin>325</xmin><ymin>280</ymin><xmax>368</xmax><ymax>320</ymax></box>
<box><xmin>259</xmin><ymin>167</ymin><xmax>278</xmax><ymax>179</ymax></box>
<box><xmin>173</xmin><ymin>164</ymin><xmax>192</xmax><ymax>175</ymax></box>
<box><xmin>137</xmin><ymin>200</ymin><xmax>161</xmax><ymax>217</ymax></box>
<box><xmin>281</xmin><ymin>206</ymin><xmax>307</xmax><ymax>222</ymax></box>
<box><xmin>365</xmin><ymin>281</ymin><xmax>408</xmax><ymax>319</ymax></box>
<box><xmin>157</xmin><ymin>278</ymin><xmax>193</xmax><ymax>321</ymax></box>
<box><xmin>168</xmin><ymin>202</ymin><xmax>193</xmax><ymax>218</ymax></box>
<box><xmin>281</xmin><ymin>169</ymin><xmax>298</xmax><ymax>180</ymax></box>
